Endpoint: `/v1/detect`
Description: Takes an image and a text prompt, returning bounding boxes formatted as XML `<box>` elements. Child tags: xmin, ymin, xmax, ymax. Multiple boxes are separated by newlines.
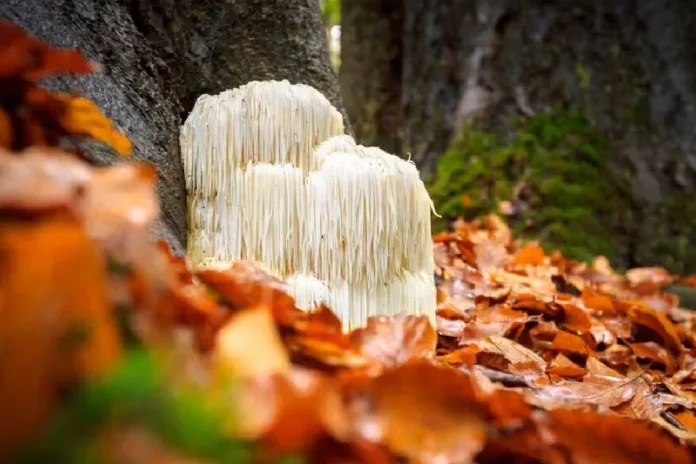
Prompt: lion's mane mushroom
<box><xmin>180</xmin><ymin>80</ymin><xmax>436</xmax><ymax>330</ymax></box>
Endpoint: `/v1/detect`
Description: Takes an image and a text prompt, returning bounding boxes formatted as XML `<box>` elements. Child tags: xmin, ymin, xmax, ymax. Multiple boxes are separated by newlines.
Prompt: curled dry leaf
<box><xmin>350</xmin><ymin>361</ymin><xmax>488</xmax><ymax>464</ymax></box>
<box><xmin>351</xmin><ymin>314</ymin><xmax>436</xmax><ymax>367</ymax></box>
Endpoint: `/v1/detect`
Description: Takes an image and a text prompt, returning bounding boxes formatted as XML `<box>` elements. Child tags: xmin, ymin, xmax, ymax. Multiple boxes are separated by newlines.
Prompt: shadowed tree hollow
<box><xmin>0</xmin><ymin>0</ymin><xmax>347</xmax><ymax>255</ymax></box>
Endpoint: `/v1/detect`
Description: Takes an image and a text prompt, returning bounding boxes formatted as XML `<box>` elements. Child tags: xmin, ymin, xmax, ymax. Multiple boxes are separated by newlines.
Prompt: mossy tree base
<box><xmin>427</xmin><ymin>106</ymin><xmax>694</xmax><ymax>274</ymax></box>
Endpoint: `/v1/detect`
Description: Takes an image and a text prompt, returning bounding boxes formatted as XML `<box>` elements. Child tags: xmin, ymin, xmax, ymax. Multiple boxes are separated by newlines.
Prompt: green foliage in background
<box><xmin>12</xmin><ymin>350</ymin><xmax>255</xmax><ymax>464</ymax></box>
<box><xmin>321</xmin><ymin>0</ymin><xmax>340</xmax><ymax>27</ymax></box>
<box><xmin>428</xmin><ymin>106</ymin><xmax>633</xmax><ymax>263</ymax></box>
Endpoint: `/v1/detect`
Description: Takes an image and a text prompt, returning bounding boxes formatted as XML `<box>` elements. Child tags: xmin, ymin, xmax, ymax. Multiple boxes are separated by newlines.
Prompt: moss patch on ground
<box><xmin>427</xmin><ymin>106</ymin><xmax>633</xmax><ymax>264</ymax></box>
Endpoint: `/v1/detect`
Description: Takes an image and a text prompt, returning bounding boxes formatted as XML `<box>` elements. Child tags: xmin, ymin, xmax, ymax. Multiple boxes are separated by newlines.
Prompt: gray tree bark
<box><xmin>339</xmin><ymin>0</ymin><xmax>696</xmax><ymax>273</ymax></box>
<box><xmin>0</xmin><ymin>0</ymin><xmax>346</xmax><ymax>255</ymax></box>
<box><xmin>340</xmin><ymin>0</ymin><xmax>404</xmax><ymax>155</ymax></box>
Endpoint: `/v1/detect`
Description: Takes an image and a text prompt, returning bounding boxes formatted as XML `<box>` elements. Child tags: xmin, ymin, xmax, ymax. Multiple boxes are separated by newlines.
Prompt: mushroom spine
<box><xmin>180</xmin><ymin>80</ymin><xmax>436</xmax><ymax>330</ymax></box>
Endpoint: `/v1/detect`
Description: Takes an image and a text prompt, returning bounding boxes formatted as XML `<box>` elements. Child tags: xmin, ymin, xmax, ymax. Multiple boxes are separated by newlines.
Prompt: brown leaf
<box><xmin>530</xmin><ymin>373</ymin><xmax>638</xmax><ymax>408</ymax></box>
<box><xmin>477</xmin><ymin>336</ymin><xmax>546</xmax><ymax>372</ymax></box>
<box><xmin>549</xmin><ymin>331</ymin><xmax>590</xmax><ymax>359</ymax></box>
<box><xmin>213</xmin><ymin>306</ymin><xmax>290</xmax><ymax>380</ymax></box>
<box><xmin>619</xmin><ymin>301</ymin><xmax>684</xmax><ymax>362</ymax></box>
<box><xmin>0</xmin><ymin>108</ymin><xmax>11</xmax><ymax>149</ymax></box>
<box><xmin>59</xmin><ymin>96</ymin><xmax>132</xmax><ymax>156</ymax></box>
<box><xmin>546</xmin><ymin>353</ymin><xmax>588</xmax><ymax>379</ymax></box>
<box><xmin>580</xmin><ymin>287</ymin><xmax>617</xmax><ymax>316</ymax></box>
<box><xmin>511</xmin><ymin>243</ymin><xmax>545</xmax><ymax>267</ymax></box>
<box><xmin>462</xmin><ymin>304</ymin><xmax>528</xmax><ymax>342</ymax></box>
<box><xmin>630</xmin><ymin>341</ymin><xmax>678</xmax><ymax>375</ymax></box>
<box><xmin>538</xmin><ymin>408</ymin><xmax>692</xmax><ymax>464</ymax></box>
<box><xmin>555</xmin><ymin>301</ymin><xmax>592</xmax><ymax>334</ymax></box>
<box><xmin>0</xmin><ymin>215</ymin><xmax>122</xmax><ymax>454</ymax></box>
<box><xmin>351</xmin><ymin>361</ymin><xmax>487</xmax><ymax>464</ymax></box>
<box><xmin>0</xmin><ymin>20</ymin><xmax>94</xmax><ymax>79</ymax></box>
<box><xmin>351</xmin><ymin>314</ymin><xmax>436</xmax><ymax>368</ymax></box>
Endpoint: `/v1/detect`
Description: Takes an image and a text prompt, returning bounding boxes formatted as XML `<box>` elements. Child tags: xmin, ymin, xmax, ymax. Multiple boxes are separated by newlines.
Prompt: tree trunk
<box><xmin>340</xmin><ymin>0</ymin><xmax>404</xmax><ymax>155</ymax></box>
<box><xmin>401</xmin><ymin>0</ymin><xmax>696</xmax><ymax>273</ymax></box>
<box><xmin>0</xmin><ymin>0</ymin><xmax>346</xmax><ymax>255</ymax></box>
<box><xmin>401</xmin><ymin>0</ymin><xmax>472</xmax><ymax>178</ymax></box>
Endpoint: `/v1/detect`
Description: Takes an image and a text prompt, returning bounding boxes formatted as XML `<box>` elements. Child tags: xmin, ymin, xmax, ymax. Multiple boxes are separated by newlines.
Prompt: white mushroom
<box><xmin>180</xmin><ymin>80</ymin><xmax>436</xmax><ymax>330</ymax></box>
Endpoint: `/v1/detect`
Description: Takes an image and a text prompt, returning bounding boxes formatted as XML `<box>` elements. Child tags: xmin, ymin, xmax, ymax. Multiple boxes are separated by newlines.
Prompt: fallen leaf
<box><xmin>351</xmin><ymin>361</ymin><xmax>488</xmax><ymax>464</ymax></box>
<box><xmin>351</xmin><ymin>314</ymin><xmax>436</xmax><ymax>368</ymax></box>
<box><xmin>477</xmin><ymin>336</ymin><xmax>546</xmax><ymax>371</ymax></box>
<box><xmin>0</xmin><ymin>20</ymin><xmax>94</xmax><ymax>79</ymax></box>
<box><xmin>546</xmin><ymin>353</ymin><xmax>588</xmax><ymax>379</ymax></box>
<box><xmin>549</xmin><ymin>331</ymin><xmax>591</xmax><ymax>359</ymax></box>
<box><xmin>0</xmin><ymin>215</ymin><xmax>122</xmax><ymax>454</ymax></box>
<box><xmin>511</xmin><ymin>243</ymin><xmax>545</xmax><ymax>267</ymax></box>
<box><xmin>214</xmin><ymin>306</ymin><xmax>290</xmax><ymax>380</ymax></box>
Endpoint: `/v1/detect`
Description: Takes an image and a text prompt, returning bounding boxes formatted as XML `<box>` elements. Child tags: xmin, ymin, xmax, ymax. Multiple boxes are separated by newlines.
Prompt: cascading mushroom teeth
<box><xmin>180</xmin><ymin>79</ymin><xmax>436</xmax><ymax>330</ymax></box>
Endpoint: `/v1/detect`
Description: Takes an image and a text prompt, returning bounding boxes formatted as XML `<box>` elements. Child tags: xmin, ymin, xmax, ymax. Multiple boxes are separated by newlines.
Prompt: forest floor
<box><xmin>3</xmin><ymin>18</ymin><xmax>696</xmax><ymax>464</ymax></box>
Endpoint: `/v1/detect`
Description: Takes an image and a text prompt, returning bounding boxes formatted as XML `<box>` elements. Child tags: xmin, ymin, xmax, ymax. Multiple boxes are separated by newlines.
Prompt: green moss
<box><xmin>634</xmin><ymin>192</ymin><xmax>696</xmax><ymax>275</ymax></box>
<box><xmin>427</xmin><ymin>106</ymin><xmax>632</xmax><ymax>263</ymax></box>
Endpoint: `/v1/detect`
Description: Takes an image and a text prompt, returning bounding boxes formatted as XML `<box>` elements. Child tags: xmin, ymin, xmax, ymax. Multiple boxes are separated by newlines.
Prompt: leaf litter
<box><xmin>1</xmin><ymin>19</ymin><xmax>696</xmax><ymax>464</ymax></box>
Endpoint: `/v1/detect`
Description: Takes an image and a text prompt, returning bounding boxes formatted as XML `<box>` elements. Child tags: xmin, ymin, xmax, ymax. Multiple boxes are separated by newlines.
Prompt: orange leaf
<box><xmin>620</xmin><ymin>301</ymin><xmax>684</xmax><ymax>362</ymax></box>
<box><xmin>581</xmin><ymin>287</ymin><xmax>617</xmax><ymax>316</ymax></box>
<box><xmin>214</xmin><ymin>306</ymin><xmax>291</xmax><ymax>379</ymax></box>
<box><xmin>630</xmin><ymin>341</ymin><xmax>678</xmax><ymax>375</ymax></box>
<box><xmin>0</xmin><ymin>215</ymin><xmax>121</xmax><ymax>454</ymax></box>
<box><xmin>0</xmin><ymin>20</ymin><xmax>94</xmax><ymax>80</ymax></box>
<box><xmin>511</xmin><ymin>243</ymin><xmax>545</xmax><ymax>267</ymax></box>
<box><xmin>556</xmin><ymin>301</ymin><xmax>593</xmax><ymax>334</ymax></box>
<box><xmin>353</xmin><ymin>361</ymin><xmax>488</xmax><ymax>463</ymax></box>
<box><xmin>0</xmin><ymin>108</ymin><xmax>11</xmax><ymax>149</ymax></box>
<box><xmin>59</xmin><ymin>96</ymin><xmax>132</xmax><ymax>156</ymax></box>
<box><xmin>546</xmin><ymin>353</ymin><xmax>588</xmax><ymax>379</ymax></box>
<box><xmin>351</xmin><ymin>314</ymin><xmax>436</xmax><ymax>367</ymax></box>
<box><xmin>549</xmin><ymin>330</ymin><xmax>590</xmax><ymax>359</ymax></box>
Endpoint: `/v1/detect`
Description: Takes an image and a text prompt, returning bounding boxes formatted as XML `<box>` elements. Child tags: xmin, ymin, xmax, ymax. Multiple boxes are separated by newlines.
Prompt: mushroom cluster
<box><xmin>180</xmin><ymin>80</ymin><xmax>436</xmax><ymax>330</ymax></box>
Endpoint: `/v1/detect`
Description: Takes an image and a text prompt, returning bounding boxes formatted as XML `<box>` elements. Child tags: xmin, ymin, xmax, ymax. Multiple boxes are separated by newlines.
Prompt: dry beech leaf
<box><xmin>556</xmin><ymin>301</ymin><xmax>592</xmax><ymax>334</ymax></box>
<box><xmin>214</xmin><ymin>306</ymin><xmax>290</xmax><ymax>380</ymax></box>
<box><xmin>0</xmin><ymin>215</ymin><xmax>122</xmax><ymax>454</ymax></box>
<box><xmin>549</xmin><ymin>330</ymin><xmax>590</xmax><ymax>359</ymax></box>
<box><xmin>350</xmin><ymin>314</ymin><xmax>436</xmax><ymax>367</ymax></box>
<box><xmin>586</xmin><ymin>356</ymin><xmax>623</xmax><ymax>378</ymax></box>
<box><xmin>581</xmin><ymin>287</ymin><xmax>617</xmax><ymax>315</ymax></box>
<box><xmin>511</xmin><ymin>243</ymin><xmax>545</xmax><ymax>267</ymax></box>
<box><xmin>546</xmin><ymin>353</ymin><xmax>588</xmax><ymax>379</ymax></box>
<box><xmin>351</xmin><ymin>361</ymin><xmax>487</xmax><ymax>464</ymax></box>
<box><xmin>0</xmin><ymin>20</ymin><xmax>94</xmax><ymax>79</ymax></box>
<box><xmin>462</xmin><ymin>305</ymin><xmax>528</xmax><ymax>342</ymax></box>
<box><xmin>620</xmin><ymin>301</ymin><xmax>684</xmax><ymax>361</ymax></box>
<box><xmin>235</xmin><ymin>369</ymin><xmax>346</xmax><ymax>458</ymax></box>
<box><xmin>82</xmin><ymin>162</ymin><xmax>159</xmax><ymax>242</ymax></box>
<box><xmin>537</xmin><ymin>408</ymin><xmax>692</xmax><ymax>464</ymax></box>
<box><xmin>59</xmin><ymin>96</ymin><xmax>132</xmax><ymax>156</ymax></box>
<box><xmin>0</xmin><ymin>108</ymin><xmax>11</xmax><ymax>149</ymax></box>
<box><xmin>630</xmin><ymin>341</ymin><xmax>678</xmax><ymax>375</ymax></box>
<box><xmin>477</xmin><ymin>336</ymin><xmax>546</xmax><ymax>371</ymax></box>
